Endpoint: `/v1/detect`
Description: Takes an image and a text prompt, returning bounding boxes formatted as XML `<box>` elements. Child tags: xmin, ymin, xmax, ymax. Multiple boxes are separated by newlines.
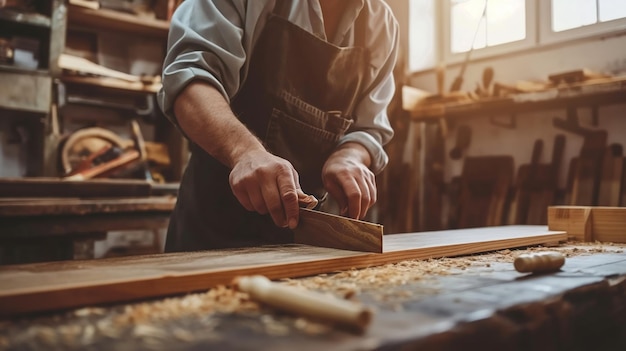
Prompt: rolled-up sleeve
<box><xmin>157</xmin><ymin>0</ymin><xmax>248</xmax><ymax>123</ymax></box>
<box><xmin>337</xmin><ymin>3</ymin><xmax>399</xmax><ymax>174</ymax></box>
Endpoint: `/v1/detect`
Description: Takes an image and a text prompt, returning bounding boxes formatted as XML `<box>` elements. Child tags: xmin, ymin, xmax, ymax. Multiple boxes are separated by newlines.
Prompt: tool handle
<box><xmin>514</xmin><ymin>251</ymin><xmax>565</xmax><ymax>273</ymax></box>
<box><xmin>233</xmin><ymin>275</ymin><xmax>372</xmax><ymax>331</ymax></box>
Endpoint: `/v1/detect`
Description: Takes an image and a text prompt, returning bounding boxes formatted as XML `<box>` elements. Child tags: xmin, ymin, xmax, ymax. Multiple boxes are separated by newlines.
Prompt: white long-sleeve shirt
<box><xmin>158</xmin><ymin>0</ymin><xmax>398</xmax><ymax>173</ymax></box>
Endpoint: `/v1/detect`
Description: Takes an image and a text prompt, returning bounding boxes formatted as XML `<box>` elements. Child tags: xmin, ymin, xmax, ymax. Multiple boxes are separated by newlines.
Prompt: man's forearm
<box><xmin>173</xmin><ymin>81</ymin><xmax>266</xmax><ymax>168</ymax></box>
<box><xmin>330</xmin><ymin>142</ymin><xmax>372</xmax><ymax>169</ymax></box>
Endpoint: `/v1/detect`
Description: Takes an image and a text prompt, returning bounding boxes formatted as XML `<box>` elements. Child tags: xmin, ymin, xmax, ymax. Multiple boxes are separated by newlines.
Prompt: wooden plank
<box><xmin>457</xmin><ymin>156</ymin><xmax>514</xmax><ymax>228</ymax></box>
<box><xmin>0</xmin><ymin>225</ymin><xmax>566</xmax><ymax>316</ymax></box>
<box><xmin>0</xmin><ymin>212</ymin><xmax>171</xmax><ymax>238</ymax></box>
<box><xmin>568</xmin><ymin>131</ymin><xmax>607</xmax><ymax>206</ymax></box>
<box><xmin>67</xmin><ymin>4</ymin><xmax>169</xmax><ymax>38</ymax></box>
<box><xmin>61</xmin><ymin>75</ymin><xmax>162</xmax><ymax>94</ymax></box>
<box><xmin>548</xmin><ymin>206</ymin><xmax>626</xmax><ymax>243</ymax></box>
<box><xmin>294</xmin><ymin>208</ymin><xmax>383</xmax><ymax>253</ymax></box>
<box><xmin>59</xmin><ymin>54</ymin><xmax>141</xmax><ymax>82</ymax></box>
<box><xmin>0</xmin><ymin>196</ymin><xmax>175</xmax><ymax>217</ymax></box>
<box><xmin>0</xmin><ymin>178</ymin><xmax>156</xmax><ymax>198</ymax></box>
<box><xmin>597</xmin><ymin>144</ymin><xmax>623</xmax><ymax>206</ymax></box>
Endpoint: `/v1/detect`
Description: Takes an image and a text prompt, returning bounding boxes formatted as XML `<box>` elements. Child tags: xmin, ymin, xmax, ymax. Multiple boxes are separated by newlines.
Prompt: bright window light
<box><xmin>450</xmin><ymin>0</ymin><xmax>526</xmax><ymax>54</ymax></box>
<box><xmin>599</xmin><ymin>0</ymin><xmax>626</xmax><ymax>22</ymax></box>
<box><xmin>552</xmin><ymin>0</ymin><xmax>597</xmax><ymax>32</ymax></box>
<box><xmin>552</xmin><ymin>0</ymin><xmax>626</xmax><ymax>32</ymax></box>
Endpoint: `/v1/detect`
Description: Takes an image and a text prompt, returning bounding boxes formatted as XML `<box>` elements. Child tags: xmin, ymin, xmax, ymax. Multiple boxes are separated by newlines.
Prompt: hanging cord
<box><xmin>449</xmin><ymin>0</ymin><xmax>488</xmax><ymax>92</ymax></box>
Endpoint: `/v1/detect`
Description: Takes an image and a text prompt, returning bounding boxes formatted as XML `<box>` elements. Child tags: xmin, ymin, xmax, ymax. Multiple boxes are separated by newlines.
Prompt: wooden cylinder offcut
<box><xmin>514</xmin><ymin>251</ymin><xmax>565</xmax><ymax>273</ymax></box>
<box><xmin>233</xmin><ymin>275</ymin><xmax>372</xmax><ymax>331</ymax></box>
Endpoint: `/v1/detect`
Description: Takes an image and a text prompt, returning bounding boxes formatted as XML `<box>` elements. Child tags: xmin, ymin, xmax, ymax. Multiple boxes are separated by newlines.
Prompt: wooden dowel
<box><xmin>514</xmin><ymin>251</ymin><xmax>565</xmax><ymax>273</ymax></box>
<box><xmin>233</xmin><ymin>275</ymin><xmax>372</xmax><ymax>332</ymax></box>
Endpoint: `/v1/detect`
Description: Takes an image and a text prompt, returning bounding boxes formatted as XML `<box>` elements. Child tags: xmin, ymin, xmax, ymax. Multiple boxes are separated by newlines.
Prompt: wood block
<box><xmin>548</xmin><ymin>206</ymin><xmax>626</xmax><ymax>243</ymax></box>
<box><xmin>589</xmin><ymin>207</ymin><xmax>626</xmax><ymax>243</ymax></box>
<box><xmin>293</xmin><ymin>208</ymin><xmax>383</xmax><ymax>253</ymax></box>
<box><xmin>0</xmin><ymin>225</ymin><xmax>566</xmax><ymax>316</ymax></box>
<box><xmin>547</xmin><ymin>206</ymin><xmax>592</xmax><ymax>241</ymax></box>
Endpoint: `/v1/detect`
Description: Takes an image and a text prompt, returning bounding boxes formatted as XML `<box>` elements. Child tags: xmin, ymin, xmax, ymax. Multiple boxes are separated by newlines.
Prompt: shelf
<box><xmin>61</xmin><ymin>75</ymin><xmax>162</xmax><ymax>94</ymax></box>
<box><xmin>409</xmin><ymin>76</ymin><xmax>626</xmax><ymax>121</ymax></box>
<box><xmin>67</xmin><ymin>5</ymin><xmax>169</xmax><ymax>38</ymax></box>
<box><xmin>0</xmin><ymin>9</ymin><xmax>51</xmax><ymax>28</ymax></box>
<box><xmin>0</xmin><ymin>64</ymin><xmax>49</xmax><ymax>76</ymax></box>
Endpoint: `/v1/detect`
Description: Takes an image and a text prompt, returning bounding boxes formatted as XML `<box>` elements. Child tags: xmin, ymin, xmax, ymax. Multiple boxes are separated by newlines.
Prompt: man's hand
<box><xmin>175</xmin><ymin>82</ymin><xmax>307</xmax><ymax>229</ymax></box>
<box><xmin>230</xmin><ymin>150</ymin><xmax>304</xmax><ymax>229</ymax></box>
<box><xmin>322</xmin><ymin>143</ymin><xmax>376</xmax><ymax>220</ymax></box>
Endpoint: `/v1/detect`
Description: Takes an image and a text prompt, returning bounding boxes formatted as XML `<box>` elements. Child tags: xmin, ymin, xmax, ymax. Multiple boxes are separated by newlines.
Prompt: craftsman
<box><xmin>158</xmin><ymin>0</ymin><xmax>399</xmax><ymax>251</ymax></box>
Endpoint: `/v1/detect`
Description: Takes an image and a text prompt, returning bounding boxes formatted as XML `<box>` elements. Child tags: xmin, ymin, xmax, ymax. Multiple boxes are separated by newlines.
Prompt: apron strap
<box><xmin>273</xmin><ymin>0</ymin><xmax>293</xmax><ymax>18</ymax></box>
<box><xmin>354</xmin><ymin>1</ymin><xmax>368</xmax><ymax>48</ymax></box>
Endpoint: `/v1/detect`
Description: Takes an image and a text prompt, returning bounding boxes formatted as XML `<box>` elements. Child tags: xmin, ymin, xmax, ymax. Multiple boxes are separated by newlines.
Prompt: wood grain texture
<box><xmin>547</xmin><ymin>206</ymin><xmax>592</xmax><ymax>241</ymax></box>
<box><xmin>293</xmin><ymin>208</ymin><xmax>383</xmax><ymax>253</ymax></box>
<box><xmin>589</xmin><ymin>207</ymin><xmax>626</xmax><ymax>243</ymax></box>
<box><xmin>548</xmin><ymin>206</ymin><xmax>626</xmax><ymax>243</ymax></box>
<box><xmin>0</xmin><ymin>226</ymin><xmax>566</xmax><ymax>316</ymax></box>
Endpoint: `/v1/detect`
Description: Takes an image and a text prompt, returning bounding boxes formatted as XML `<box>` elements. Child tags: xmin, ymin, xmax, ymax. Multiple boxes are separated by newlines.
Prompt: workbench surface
<box><xmin>1</xmin><ymin>243</ymin><xmax>624</xmax><ymax>351</ymax></box>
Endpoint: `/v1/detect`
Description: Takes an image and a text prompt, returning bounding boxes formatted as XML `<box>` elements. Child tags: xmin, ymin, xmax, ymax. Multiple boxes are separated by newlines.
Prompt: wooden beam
<box><xmin>0</xmin><ymin>225</ymin><xmax>566</xmax><ymax>316</ymax></box>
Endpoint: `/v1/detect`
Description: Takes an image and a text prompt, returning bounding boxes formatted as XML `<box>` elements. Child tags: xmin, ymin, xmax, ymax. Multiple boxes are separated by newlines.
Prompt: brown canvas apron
<box><xmin>165</xmin><ymin>1</ymin><xmax>370</xmax><ymax>251</ymax></box>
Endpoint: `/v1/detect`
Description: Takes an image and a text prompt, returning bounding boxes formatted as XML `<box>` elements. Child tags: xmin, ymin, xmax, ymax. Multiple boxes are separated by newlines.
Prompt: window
<box><xmin>408</xmin><ymin>0</ymin><xmax>437</xmax><ymax>72</ymax></box>
<box><xmin>450</xmin><ymin>0</ymin><xmax>527</xmax><ymax>53</ymax></box>
<box><xmin>407</xmin><ymin>0</ymin><xmax>626</xmax><ymax>72</ymax></box>
<box><xmin>540</xmin><ymin>0</ymin><xmax>626</xmax><ymax>44</ymax></box>
<box><xmin>442</xmin><ymin>0</ymin><xmax>536</xmax><ymax>64</ymax></box>
<box><xmin>552</xmin><ymin>0</ymin><xmax>626</xmax><ymax>31</ymax></box>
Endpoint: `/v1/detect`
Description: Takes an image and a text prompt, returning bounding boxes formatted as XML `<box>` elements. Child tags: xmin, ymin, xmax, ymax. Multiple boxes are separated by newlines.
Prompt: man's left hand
<box><xmin>321</xmin><ymin>143</ymin><xmax>376</xmax><ymax>220</ymax></box>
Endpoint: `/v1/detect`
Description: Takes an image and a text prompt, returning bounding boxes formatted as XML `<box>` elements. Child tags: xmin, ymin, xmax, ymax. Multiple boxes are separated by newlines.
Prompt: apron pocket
<box><xmin>265</xmin><ymin>107</ymin><xmax>343</xmax><ymax>195</ymax></box>
<box><xmin>277</xmin><ymin>91</ymin><xmax>354</xmax><ymax>135</ymax></box>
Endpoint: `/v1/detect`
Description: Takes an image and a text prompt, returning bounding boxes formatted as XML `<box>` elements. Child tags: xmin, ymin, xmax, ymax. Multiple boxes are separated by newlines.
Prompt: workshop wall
<box><xmin>378</xmin><ymin>1</ymin><xmax>626</xmax><ymax>232</ymax></box>
<box><xmin>406</xmin><ymin>33</ymin><xmax>626</xmax><ymax>186</ymax></box>
<box><xmin>386</xmin><ymin>0</ymin><xmax>626</xmax><ymax>183</ymax></box>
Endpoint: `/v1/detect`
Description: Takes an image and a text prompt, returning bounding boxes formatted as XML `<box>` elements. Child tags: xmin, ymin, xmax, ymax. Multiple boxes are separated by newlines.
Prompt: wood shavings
<box><xmin>1</xmin><ymin>241</ymin><xmax>623</xmax><ymax>349</ymax></box>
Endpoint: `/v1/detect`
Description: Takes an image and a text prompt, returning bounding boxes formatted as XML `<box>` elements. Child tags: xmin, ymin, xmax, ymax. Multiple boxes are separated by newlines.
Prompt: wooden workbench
<box><xmin>0</xmin><ymin>195</ymin><xmax>176</xmax><ymax>264</ymax></box>
<box><xmin>0</xmin><ymin>242</ymin><xmax>624</xmax><ymax>350</ymax></box>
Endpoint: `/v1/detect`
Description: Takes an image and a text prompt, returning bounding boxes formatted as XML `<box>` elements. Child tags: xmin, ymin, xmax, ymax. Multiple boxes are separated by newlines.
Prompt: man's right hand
<box><xmin>229</xmin><ymin>150</ymin><xmax>303</xmax><ymax>229</ymax></box>
<box><xmin>174</xmin><ymin>82</ymin><xmax>306</xmax><ymax>229</ymax></box>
